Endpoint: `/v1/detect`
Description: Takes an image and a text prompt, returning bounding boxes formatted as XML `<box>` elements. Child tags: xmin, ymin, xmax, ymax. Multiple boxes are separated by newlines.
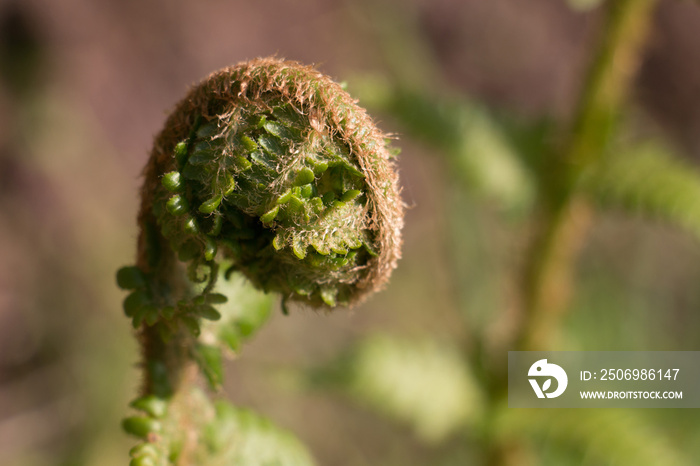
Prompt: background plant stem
<box><xmin>517</xmin><ymin>0</ymin><xmax>657</xmax><ymax>352</ymax></box>
<box><xmin>486</xmin><ymin>1</ymin><xmax>657</xmax><ymax>464</ymax></box>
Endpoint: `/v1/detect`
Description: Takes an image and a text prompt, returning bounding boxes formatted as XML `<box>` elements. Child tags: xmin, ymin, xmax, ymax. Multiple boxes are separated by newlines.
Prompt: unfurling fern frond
<box><xmin>117</xmin><ymin>57</ymin><xmax>404</xmax><ymax>465</ymax></box>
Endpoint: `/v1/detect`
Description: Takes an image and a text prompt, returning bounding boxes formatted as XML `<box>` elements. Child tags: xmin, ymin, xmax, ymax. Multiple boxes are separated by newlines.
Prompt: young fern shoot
<box><xmin>116</xmin><ymin>58</ymin><xmax>403</xmax><ymax>465</ymax></box>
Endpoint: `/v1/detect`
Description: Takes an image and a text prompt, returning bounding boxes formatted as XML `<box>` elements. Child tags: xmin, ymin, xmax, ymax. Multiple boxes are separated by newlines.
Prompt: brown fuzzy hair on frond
<box><xmin>137</xmin><ymin>57</ymin><xmax>404</xmax><ymax>308</ymax></box>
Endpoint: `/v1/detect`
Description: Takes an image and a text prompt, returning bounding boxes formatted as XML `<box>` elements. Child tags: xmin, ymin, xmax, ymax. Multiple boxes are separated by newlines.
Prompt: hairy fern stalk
<box><xmin>116</xmin><ymin>58</ymin><xmax>403</xmax><ymax>465</ymax></box>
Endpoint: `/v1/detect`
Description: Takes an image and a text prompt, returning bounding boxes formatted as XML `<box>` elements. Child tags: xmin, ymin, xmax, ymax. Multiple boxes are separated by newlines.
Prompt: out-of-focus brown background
<box><xmin>2</xmin><ymin>0</ymin><xmax>700</xmax><ymax>465</ymax></box>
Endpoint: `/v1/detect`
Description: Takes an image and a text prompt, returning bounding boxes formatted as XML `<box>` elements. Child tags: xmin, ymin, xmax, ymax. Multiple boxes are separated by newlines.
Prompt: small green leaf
<box><xmin>363</xmin><ymin>241</ymin><xmax>379</xmax><ymax>257</ymax></box>
<box><xmin>263</xmin><ymin>120</ymin><xmax>293</xmax><ymax>139</ymax></box>
<box><xmin>294</xmin><ymin>167</ymin><xmax>315</xmax><ymax>186</ymax></box>
<box><xmin>144</xmin><ymin>306</ymin><xmax>159</xmax><ymax>326</ymax></box>
<box><xmin>292</xmin><ymin>239</ymin><xmax>307</xmax><ymax>259</ymax></box>
<box><xmin>287</xmin><ymin>195</ymin><xmax>304</xmax><ymax>213</ymax></box>
<box><xmin>188</xmin><ymin>150</ymin><xmax>217</xmax><ymax>166</ymax></box>
<box><xmin>261</xmin><ymin>205</ymin><xmax>280</xmax><ymax>224</ymax></box>
<box><xmin>272</xmin><ymin>234</ymin><xmax>285</xmax><ymax>250</ymax></box>
<box><xmin>250</xmin><ymin>150</ymin><xmax>274</xmax><ymax>169</ymax></box>
<box><xmin>330</xmin><ymin>255</ymin><xmax>349</xmax><ymax>268</ymax></box>
<box><xmin>276</xmin><ymin>189</ymin><xmax>292</xmax><ymax>204</ymax></box>
<box><xmin>311</xmin><ymin>159</ymin><xmax>329</xmax><ymax>175</ymax></box>
<box><xmin>197</xmin><ymin>304</ymin><xmax>222</xmax><ymax>321</ymax></box>
<box><xmin>181</xmin><ymin>315</ymin><xmax>200</xmax><ymax>337</ymax></box>
<box><xmin>208</xmin><ymin>215</ymin><xmax>223</xmax><ymax>236</ymax></box>
<box><xmin>311</xmin><ymin>238</ymin><xmax>330</xmax><ymax>255</ymax></box>
<box><xmin>199</xmin><ymin>195</ymin><xmax>222</xmax><ymax>214</ymax></box>
<box><xmin>240</xmin><ymin>135</ymin><xmax>258</xmax><ymax>151</ymax></box>
<box><xmin>319</xmin><ymin>286</ymin><xmax>337</xmax><ymax>307</ymax></box>
<box><xmin>300</xmin><ymin>184</ymin><xmax>314</xmax><ymax>198</ymax></box>
<box><xmin>196</xmin><ymin>121</ymin><xmax>218</xmax><ymax>139</ymax></box>
<box><xmin>174</xmin><ymin>141</ymin><xmax>188</xmax><ymax>167</ymax></box>
<box><xmin>341</xmin><ymin>189</ymin><xmax>362</xmax><ymax>202</ymax></box>
<box><xmin>130</xmin><ymin>395</ymin><xmax>168</xmax><ymax>419</ymax></box>
<box><xmin>204</xmin><ymin>238</ymin><xmax>217</xmax><ymax>261</ymax></box>
<box><xmin>234</xmin><ymin>156</ymin><xmax>252</xmax><ymax>171</ymax></box>
<box><xmin>161</xmin><ymin>171</ymin><xmax>183</xmax><ymax>193</ymax></box>
<box><xmin>310</xmin><ymin>197</ymin><xmax>324</xmax><ymax>213</ymax></box>
<box><xmin>166</xmin><ymin>195</ymin><xmax>189</xmax><ymax>216</ymax></box>
<box><xmin>346</xmin><ymin>236</ymin><xmax>362</xmax><ymax>250</ymax></box>
<box><xmin>117</xmin><ymin>266</ymin><xmax>146</xmax><ymax>290</ymax></box>
<box><xmin>122</xmin><ymin>416</ymin><xmax>162</xmax><ymax>439</ymax></box>
<box><xmin>337</xmin><ymin>161</ymin><xmax>364</xmax><ymax>178</ymax></box>
<box><xmin>258</xmin><ymin>134</ymin><xmax>285</xmax><ymax>156</ymax></box>
<box><xmin>221</xmin><ymin>173</ymin><xmax>236</xmax><ymax>195</ymax></box>
<box><xmin>206</xmin><ymin>293</ymin><xmax>228</xmax><ymax>304</ymax></box>
<box><xmin>183</xmin><ymin>217</ymin><xmax>199</xmax><ymax>235</ymax></box>
<box><xmin>123</xmin><ymin>290</ymin><xmax>151</xmax><ymax>317</ymax></box>
<box><xmin>132</xmin><ymin>313</ymin><xmax>145</xmax><ymax>329</ymax></box>
<box><xmin>331</xmin><ymin>245</ymin><xmax>348</xmax><ymax>255</ymax></box>
<box><xmin>129</xmin><ymin>443</ymin><xmax>158</xmax><ymax>459</ymax></box>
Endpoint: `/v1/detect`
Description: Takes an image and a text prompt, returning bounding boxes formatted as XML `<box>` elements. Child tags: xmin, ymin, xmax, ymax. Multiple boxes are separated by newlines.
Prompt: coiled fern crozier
<box><xmin>116</xmin><ymin>58</ymin><xmax>403</xmax><ymax>464</ymax></box>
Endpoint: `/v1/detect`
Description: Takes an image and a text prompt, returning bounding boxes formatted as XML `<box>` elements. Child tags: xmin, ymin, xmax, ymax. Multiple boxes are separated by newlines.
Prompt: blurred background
<box><xmin>2</xmin><ymin>0</ymin><xmax>700</xmax><ymax>464</ymax></box>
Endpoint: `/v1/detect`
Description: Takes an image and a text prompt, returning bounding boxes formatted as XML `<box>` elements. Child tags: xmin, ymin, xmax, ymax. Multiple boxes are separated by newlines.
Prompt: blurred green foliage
<box><xmin>310</xmin><ymin>335</ymin><xmax>483</xmax><ymax>444</ymax></box>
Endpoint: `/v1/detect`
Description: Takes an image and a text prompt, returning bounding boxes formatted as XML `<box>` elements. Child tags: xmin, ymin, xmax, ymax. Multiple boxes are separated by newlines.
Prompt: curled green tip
<box><xmin>145</xmin><ymin>57</ymin><xmax>403</xmax><ymax>308</ymax></box>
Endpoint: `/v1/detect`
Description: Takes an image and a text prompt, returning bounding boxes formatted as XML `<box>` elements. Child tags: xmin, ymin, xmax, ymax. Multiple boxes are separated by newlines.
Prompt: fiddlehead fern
<box><xmin>117</xmin><ymin>57</ymin><xmax>403</xmax><ymax>465</ymax></box>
